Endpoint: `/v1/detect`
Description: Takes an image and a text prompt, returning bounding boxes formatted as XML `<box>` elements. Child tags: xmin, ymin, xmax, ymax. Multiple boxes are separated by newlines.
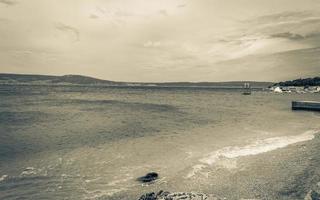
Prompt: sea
<box><xmin>0</xmin><ymin>85</ymin><xmax>319</xmax><ymax>200</ymax></box>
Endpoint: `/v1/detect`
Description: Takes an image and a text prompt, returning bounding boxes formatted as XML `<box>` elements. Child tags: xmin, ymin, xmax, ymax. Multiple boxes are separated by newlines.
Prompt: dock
<box><xmin>292</xmin><ymin>101</ymin><xmax>320</xmax><ymax>111</ymax></box>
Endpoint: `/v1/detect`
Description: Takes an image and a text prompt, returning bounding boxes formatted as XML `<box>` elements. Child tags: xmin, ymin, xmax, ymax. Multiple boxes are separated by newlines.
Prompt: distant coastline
<box><xmin>2</xmin><ymin>73</ymin><xmax>319</xmax><ymax>89</ymax></box>
<box><xmin>0</xmin><ymin>73</ymin><xmax>273</xmax><ymax>89</ymax></box>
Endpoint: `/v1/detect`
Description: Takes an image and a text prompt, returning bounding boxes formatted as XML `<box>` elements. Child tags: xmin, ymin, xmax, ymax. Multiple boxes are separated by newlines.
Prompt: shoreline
<box><xmin>135</xmin><ymin>131</ymin><xmax>320</xmax><ymax>200</ymax></box>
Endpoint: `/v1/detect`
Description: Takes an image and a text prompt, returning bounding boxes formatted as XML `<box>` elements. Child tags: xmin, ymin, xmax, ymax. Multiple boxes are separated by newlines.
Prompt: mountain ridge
<box><xmin>0</xmin><ymin>73</ymin><xmax>273</xmax><ymax>88</ymax></box>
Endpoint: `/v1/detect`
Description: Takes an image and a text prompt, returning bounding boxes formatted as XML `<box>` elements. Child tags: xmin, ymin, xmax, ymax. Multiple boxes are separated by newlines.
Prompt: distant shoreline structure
<box><xmin>270</xmin><ymin>77</ymin><xmax>320</xmax><ymax>93</ymax></box>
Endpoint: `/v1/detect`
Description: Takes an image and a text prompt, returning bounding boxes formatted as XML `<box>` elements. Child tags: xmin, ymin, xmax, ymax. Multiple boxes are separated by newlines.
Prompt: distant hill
<box><xmin>276</xmin><ymin>77</ymin><xmax>320</xmax><ymax>87</ymax></box>
<box><xmin>0</xmin><ymin>74</ymin><xmax>121</xmax><ymax>85</ymax></box>
<box><xmin>0</xmin><ymin>73</ymin><xmax>273</xmax><ymax>88</ymax></box>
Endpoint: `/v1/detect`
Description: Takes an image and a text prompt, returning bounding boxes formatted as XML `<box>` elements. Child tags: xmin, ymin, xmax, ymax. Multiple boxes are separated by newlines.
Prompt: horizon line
<box><xmin>0</xmin><ymin>72</ymin><xmax>278</xmax><ymax>83</ymax></box>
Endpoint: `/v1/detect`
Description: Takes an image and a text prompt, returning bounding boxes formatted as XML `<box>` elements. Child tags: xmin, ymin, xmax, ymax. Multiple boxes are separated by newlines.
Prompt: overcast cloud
<box><xmin>0</xmin><ymin>0</ymin><xmax>320</xmax><ymax>82</ymax></box>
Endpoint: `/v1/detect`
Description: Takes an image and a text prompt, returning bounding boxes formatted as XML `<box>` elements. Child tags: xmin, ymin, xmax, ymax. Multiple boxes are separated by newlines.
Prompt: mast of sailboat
<box><xmin>244</xmin><ymin>82</ymin><xmax>250</xmax><ymax>89</ymax></box>
<box><xmin>242</xmin><ymin>82</ymin><xmax>252</xmax><ymax>95</ymax></box>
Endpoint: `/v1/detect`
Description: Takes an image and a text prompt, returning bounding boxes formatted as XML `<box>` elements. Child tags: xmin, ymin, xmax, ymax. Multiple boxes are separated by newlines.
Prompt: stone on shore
<box><xmin>138</xmin><ymin>191</ymin><xmax>221</xmax><ymax>200</ymax></box>
<box><xmin>304</xmin><ymin>190</ymin><xmax>320</xmax><ymax>200</ymax></box>
<box><xmin>137</xmin><ymin>172</ymin><xmax>159</xmax><ymax>183</ymax></box>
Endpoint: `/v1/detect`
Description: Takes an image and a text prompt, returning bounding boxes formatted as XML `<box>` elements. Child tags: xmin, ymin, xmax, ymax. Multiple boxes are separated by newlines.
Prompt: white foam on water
<box><xmin>186</xmin><ymin>164</ymin><xmax>206</xmax><ymax>178</ymax></box>
<box><xmin>84</xmin><ymin>177</ymin><xmax>101</xmax><ymax>183</ymax></box>
<box><xmin>0</xmin><ymin>175</ymin><xmax>8</xmax><ymax>182</ymax></box>
<box><xmin>187</xmin><ymin>130</ymin><xmax>318</xmax><ymax>178</ymax></box>
<box><xmin>200</xmin><ymin>130</ymin><xmax>317</xmax><ymax>165</ymax></box>
<box><xmin>20</xmin><ymin>167</ymin><xmax>38</xmax><ymax>176</ymax></box>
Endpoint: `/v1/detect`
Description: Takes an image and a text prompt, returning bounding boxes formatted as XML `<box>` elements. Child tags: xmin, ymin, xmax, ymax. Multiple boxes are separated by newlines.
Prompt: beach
<box><xmin>0</xmin><ymin>85</ymin><xmax>319</xmax><ymax>200</ymax></box>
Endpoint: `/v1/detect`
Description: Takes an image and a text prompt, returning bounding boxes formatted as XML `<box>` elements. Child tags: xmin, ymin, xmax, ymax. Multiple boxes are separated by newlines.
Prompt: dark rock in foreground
<box><xmin>305</xmin><ymin>190</ymin><xmax>320</xmax><ymax>200</ymax></box>
<box><xmin>137</xmin><ymin>172</ymin><xmax>159</xmax><ymax>183</ymax></box>
<box><xmin>138</xmin><ymin>190</ymin><xmax>221</xmax><ymax>200</ymax></box>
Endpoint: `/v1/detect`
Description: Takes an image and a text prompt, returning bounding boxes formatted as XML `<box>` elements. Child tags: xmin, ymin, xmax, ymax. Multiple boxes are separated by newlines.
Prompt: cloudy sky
<box><xmin>0</xmin><ymin>0</ymin><xmax>320</xmax><ymax>82</ymax></box>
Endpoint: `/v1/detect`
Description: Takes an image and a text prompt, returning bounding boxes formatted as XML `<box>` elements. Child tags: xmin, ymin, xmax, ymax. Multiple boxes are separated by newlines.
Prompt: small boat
<box><xmin>242</xmin><ymin>83</ymin><xmax>251</xmax><ymax>95</ymax></box>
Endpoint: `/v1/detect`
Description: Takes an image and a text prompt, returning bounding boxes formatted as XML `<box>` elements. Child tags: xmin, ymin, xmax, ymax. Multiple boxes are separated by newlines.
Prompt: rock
<box><xmin>165</xmin><ymin>192</ymin><xmax>210</xmax><ymax>200</ymax></box>
<box><xmin>304</xmin><ymin>190</ymin><xmax>320</xmax><ymax>200</ymax></box>
<box><xmin>139</xmin><ymin>192</ymin><xmax>157</xmax><ymax>200</ymax></box>
<box><xmin>138</xmin><ymin>191</ymin><xmax>221</xmax><ymax>200</ymax></box>
<box><xmin>137</xmin><ymin>172</ymin><xmax>159</xmax><ymax>183</ymax></box>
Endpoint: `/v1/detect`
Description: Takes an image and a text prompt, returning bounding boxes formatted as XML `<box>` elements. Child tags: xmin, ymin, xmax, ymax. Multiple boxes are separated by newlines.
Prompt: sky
<box><xmin>0</xmin><ymin>0</ymin><xmax>320</xmax><ymax>82</ymax></box>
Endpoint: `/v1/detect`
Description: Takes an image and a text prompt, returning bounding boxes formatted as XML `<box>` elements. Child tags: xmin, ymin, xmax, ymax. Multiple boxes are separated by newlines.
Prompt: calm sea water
<box><xmin>0</xmin><ymin>85</ymin><xmax>319</xmax><ymax>200</ymax></box>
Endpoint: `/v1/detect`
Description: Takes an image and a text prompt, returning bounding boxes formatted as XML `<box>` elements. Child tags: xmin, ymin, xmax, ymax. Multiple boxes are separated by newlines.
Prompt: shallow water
<box><xmin>0</xmin><ymin>85</ymin><xmax>319</xmax><ymax>199</ymax></box>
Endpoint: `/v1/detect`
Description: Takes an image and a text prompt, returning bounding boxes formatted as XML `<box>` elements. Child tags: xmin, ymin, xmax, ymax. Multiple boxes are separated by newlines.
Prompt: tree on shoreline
<box><xmin>275</xmin><ymin>77</ymin><xmax>320</xmax><ymax>87</ymax></box>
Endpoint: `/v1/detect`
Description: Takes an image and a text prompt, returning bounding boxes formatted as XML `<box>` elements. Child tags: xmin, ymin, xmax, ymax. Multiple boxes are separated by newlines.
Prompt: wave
<box><xmin>187</xmin><ymin>130</ymin><xmax>319</xmax><ymax>178</ymax></box>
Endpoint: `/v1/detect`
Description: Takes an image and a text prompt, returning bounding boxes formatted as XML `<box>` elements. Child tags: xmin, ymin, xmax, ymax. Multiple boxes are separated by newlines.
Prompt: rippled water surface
<box><xmin>0</xmin><ymin>85</ymin><xmax>319</xmax><ymax>199</ymax></box>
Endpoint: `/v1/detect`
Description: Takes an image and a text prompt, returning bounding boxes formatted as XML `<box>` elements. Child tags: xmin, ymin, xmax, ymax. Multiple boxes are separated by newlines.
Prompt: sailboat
<box><xmin>242</xmin><ymin>82</ymin><xmax>251</xmax><ymax>95</ymax></box>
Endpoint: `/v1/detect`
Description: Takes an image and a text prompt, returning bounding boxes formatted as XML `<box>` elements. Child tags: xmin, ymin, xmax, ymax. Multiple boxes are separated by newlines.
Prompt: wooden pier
<box><xmin>292</xmin><ymin>101</ymin><xmax>320</xmax><ymax>111</ymax></box>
